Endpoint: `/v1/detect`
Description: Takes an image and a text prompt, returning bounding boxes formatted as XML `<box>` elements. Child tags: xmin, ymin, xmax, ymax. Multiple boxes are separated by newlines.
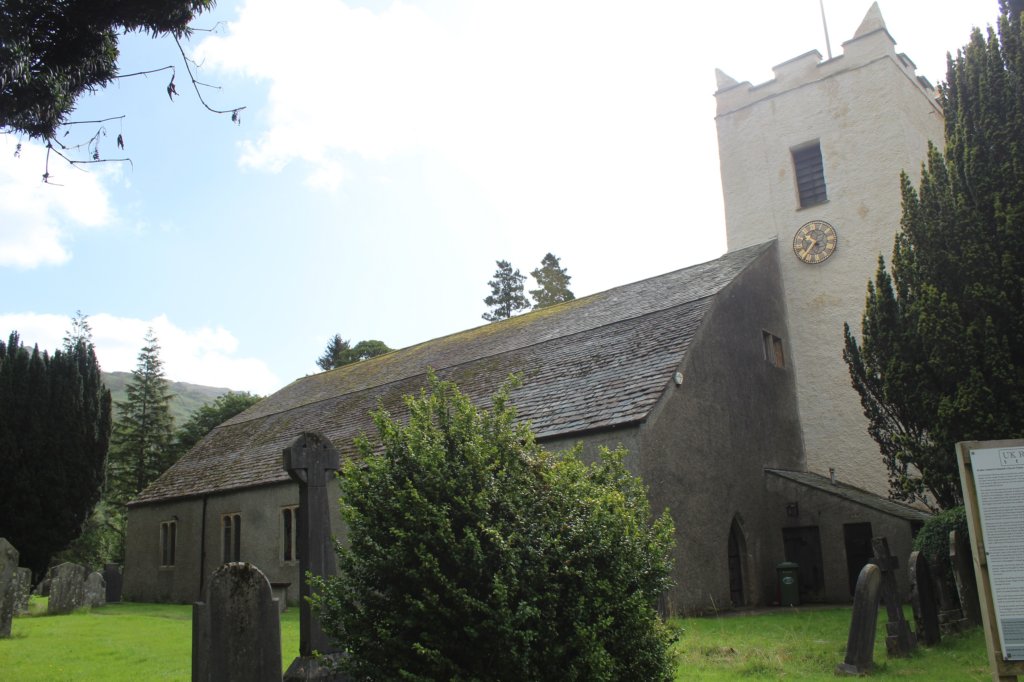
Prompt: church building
<box><xmin>124</xmin><ymin>4</ymin><xmax>934</xmax><ymax>613</ymax></box>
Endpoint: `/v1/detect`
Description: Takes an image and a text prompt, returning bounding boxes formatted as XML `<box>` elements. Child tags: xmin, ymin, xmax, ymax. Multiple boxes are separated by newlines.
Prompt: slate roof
<box><xmin>764</xmin><ymin>469</ymin><xmax>932</xmax><ymax>522</ymax></box>
<box><xmin>132</xmin><ymin>242</ymin><xmax>772</xmax><ymax>505</ymax></box>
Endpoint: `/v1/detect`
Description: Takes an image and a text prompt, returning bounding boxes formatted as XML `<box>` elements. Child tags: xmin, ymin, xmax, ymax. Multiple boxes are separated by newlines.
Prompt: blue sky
<box><xmin>0</xmin><ymin>0</ymin><xmax>996</xmax><ymax>395</ymax></box>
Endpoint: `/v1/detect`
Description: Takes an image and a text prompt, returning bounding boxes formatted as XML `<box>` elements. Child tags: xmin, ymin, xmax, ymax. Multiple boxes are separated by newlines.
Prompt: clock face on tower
<box><xmin>793</xmin><ymin>220</ymin><xmax>838</xmax><ymax>264</ymax></box>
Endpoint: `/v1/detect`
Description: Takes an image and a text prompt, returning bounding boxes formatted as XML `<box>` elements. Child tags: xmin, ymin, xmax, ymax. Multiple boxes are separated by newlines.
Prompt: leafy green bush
<box><xmin>312</xmin><ymin>374</ymin><xmax>676</xmax><ymax>681</ymax></box>
<box><xmin>913</xmin><ymin>506</ymin><xmax>967</xmax><ymax>584</ymax></box>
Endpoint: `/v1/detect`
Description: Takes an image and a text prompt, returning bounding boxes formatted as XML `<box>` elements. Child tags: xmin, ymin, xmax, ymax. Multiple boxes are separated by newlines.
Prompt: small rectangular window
<box><xmin>160</xmin><ymin>520</ymin><xmax>176</xmax><ymax>567</ymax></box>
<box><xmin>281</xmin><ymin>506</ymin><xmax>299</xmax><ymax>563</ymax></box>
<box><xmin>792</xmin><ymin>142</ymin><xmax>827</xmax><ymax>208</ymax></box>
<box><xmin>763</xmin><ymin>331</ymin><xmax>785</xmax><ymax>368</ymax></box>
<box><xmin>222</xmin><ymin>513</ymin><xmax>241</xmax><ymax>563</ymax></box>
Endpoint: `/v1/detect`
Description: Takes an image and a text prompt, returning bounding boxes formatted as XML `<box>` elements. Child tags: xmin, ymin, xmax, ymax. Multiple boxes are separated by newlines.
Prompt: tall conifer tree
<box><xmin>844</xmin><ymin>1</ymin><xmax>1024</xmax><ymax>509</ymax></box>
<box><xmin>529</xmin><ymin>253</ymin><xmax>575</xmax><ymax>308</ymax></box>
<box><xmin>107</xmin><ymin>330</ymin><xmax>175</xmax><ymax>508</ymax></box>
<box><xmin>482</xmin><ymin>260</ymin><xmax>530</xmax><ymax>321</ymax></box>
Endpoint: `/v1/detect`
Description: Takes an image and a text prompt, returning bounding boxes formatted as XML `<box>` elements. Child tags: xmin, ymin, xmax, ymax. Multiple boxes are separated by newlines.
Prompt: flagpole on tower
<box><xmin>819</xmin><ymin>0</ymin><xmax>833</xmax><ymax>59</ymax></box>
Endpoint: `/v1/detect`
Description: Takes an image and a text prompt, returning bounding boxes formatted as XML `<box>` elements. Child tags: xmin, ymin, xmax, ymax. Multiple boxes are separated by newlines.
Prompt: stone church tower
<box><xmin>715</xmin><ymin>4</ymin><xmax>944</xmax><ymax>495</ymax></box>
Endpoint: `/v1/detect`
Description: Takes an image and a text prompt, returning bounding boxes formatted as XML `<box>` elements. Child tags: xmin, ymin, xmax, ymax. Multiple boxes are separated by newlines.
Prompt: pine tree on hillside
<box><xmin>108</xmin><ymin>330</ymin><xmax>175</xmax><ymax>507</ymax></box>
<box><xmin>482</xmin><ymin>260</ymin><xmax>530</xmax><ymax>322</ymax></box>
<box><xmin>843</xmin><ymin>1</ymin><xmax>1024</xmax><ymax>509</ymax></box>
<box><xmin>529</xmin><ymin>253</ymin><xmax>575</xmax><ymax>308</ymax></box>
<box><xmin>317</xmin><ymin>334</ymin><xmax>352</xmax><ymax>371</ymax></box>
<box><xmin>317</xmin><ymin>335</ymin><xmax>392</xmax><ymax>371</ymax></box>
<box><xmin>0</xmin><ymin>313</ymin><xmax>111</xmax><ymax>579</ymax></box>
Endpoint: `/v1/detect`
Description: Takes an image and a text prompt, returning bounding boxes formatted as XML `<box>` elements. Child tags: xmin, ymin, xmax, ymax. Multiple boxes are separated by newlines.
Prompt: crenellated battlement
<box><xmin>715</xmin><ymin>3</ymin><xmax>938</xmax><ymax>117</ymax></box>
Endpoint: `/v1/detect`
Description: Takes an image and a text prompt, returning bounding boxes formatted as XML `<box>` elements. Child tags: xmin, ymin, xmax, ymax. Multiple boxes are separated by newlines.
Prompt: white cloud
<box><xmin>0</xmin><ymin>138</ymin><xmax>114</xmax><ymax>268</ymax></box>
<box><xmin>0</xmin><ymin>312</ymin><xmax>280</xmax><ymax>395</ymax></box>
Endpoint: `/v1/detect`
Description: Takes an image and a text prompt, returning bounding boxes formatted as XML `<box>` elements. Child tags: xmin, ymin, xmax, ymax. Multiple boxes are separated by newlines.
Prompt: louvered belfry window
<box><xmin>792</xmin><ymin>142</ymin><xmax>827</xmax><ymax>208</ymax></box>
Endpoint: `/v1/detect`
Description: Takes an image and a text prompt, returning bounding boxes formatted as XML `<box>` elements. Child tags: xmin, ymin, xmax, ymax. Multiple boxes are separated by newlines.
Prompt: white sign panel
<box><xmin>971</xmin><ymin>445</ymin><xmax>1024</xmax><ymax>661</ymax></box>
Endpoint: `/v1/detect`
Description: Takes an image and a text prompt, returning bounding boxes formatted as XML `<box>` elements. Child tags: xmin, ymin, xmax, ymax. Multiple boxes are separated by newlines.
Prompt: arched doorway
<box><xmin>727</xmin><ymin>517</ymin><xmax>747</xmax><ymax>607</ymax></box>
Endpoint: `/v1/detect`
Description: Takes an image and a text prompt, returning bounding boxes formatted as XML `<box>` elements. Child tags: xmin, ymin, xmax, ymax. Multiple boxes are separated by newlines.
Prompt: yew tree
<box><xmin>0</xmin><ymin>316</ymin><xmax>112</xmax><ymax>578</ymax></box>
<box><xmin>313</xmin><ymin>375</ymin><xmax>676</xmax><ymax>681</ymax></box>
<box><xmin>844</xmin><ymin>1</ymin><xmax>1024</xmax><ymax>509</ymax></box>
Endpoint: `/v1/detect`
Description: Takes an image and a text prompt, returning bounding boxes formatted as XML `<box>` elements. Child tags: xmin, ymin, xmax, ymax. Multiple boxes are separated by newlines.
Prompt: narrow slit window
<box><xmin>763</xmin><ymin>331</ymin><xmax>785</xmax><ymax>368</ymax></box>
<box><xmin>222</xmin><ymin>513</ymin><xmax>241</xmax><ymax>563</ymax></box>
<box><xmin>160</xmin><ymin>520</ymin><xmax>176</xmax><ymax>567</ymax></box>
<box><xmin>281</xmin><ymin>506</ymin><xmax>298</xmax><ymax>563</ymax></box>
<box><xmin>792</xmin><ymin>142</ymin><xmax>827</xmax><ymax>208</ymax></box>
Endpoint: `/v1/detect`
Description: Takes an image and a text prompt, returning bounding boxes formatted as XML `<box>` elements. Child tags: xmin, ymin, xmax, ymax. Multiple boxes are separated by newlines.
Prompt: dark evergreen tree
<box><xmin>0</xmin><ymin>314</ymin><xmax>111</xmax><ymax>579</ymax></box>
<box><xmin>1</xmin><ymin>0</ymin><xmax>215</xmax><ymax>140</ymax></box>
<box><xmin>316</xmin><ymin>335</ymin><xmax>392</xmax><ymax>371</ymax></box>
<box><xmin>312</xmin><ymin>375</ymin><xmax>675</xmax><ymax>681</ymax></box>
<box><xmin>107</xmin><ymin>329</ymin><xmax>174</xmax><ymax>510</ymax></box>
<box><xmin>482</xmin><ymin>260</ymin><xmax>530</xmax><ymax>321</ymax></box>
<box><xmin>529</xmin><ymin>252</ymin><xmax>575</xmax><ymax>308</ymax></box>
<box><xmin>171</xmin><ymin>390</ymin><xmax>262</xmax><ymax>458</ymax></box>
<box><xmin>844</xmin><ymin>2</ymin><xmax>1024</xmax><ymax>509</ymax></box>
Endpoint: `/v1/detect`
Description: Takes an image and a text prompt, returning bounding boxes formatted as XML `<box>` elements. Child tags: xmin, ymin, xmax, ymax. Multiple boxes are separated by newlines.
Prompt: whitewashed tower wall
<box><xmin>714</xmin><ymin>4</ymin><xmax>943</xmax><ymax>495</ymax></box>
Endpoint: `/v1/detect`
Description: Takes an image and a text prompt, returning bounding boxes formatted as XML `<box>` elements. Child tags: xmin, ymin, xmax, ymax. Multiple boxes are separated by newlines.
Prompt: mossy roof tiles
<box><xmin>132</xmin><ymin>243</ymin><xmax>771</xmax><ymax>505</ymax></box>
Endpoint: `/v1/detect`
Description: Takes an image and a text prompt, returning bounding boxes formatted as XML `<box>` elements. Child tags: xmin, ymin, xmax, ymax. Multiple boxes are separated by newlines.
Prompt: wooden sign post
<box><xmin>957</xmin><ymin>440</ymin><xmax>1024</xmax><ymax>682</ymax></box>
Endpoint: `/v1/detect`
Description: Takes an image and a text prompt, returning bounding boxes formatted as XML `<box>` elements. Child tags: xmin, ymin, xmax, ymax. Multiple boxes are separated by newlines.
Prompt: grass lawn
<box><xmin>671</xmin><ymin>606</ymin><xmax>989</xmax><ymax>680</ymax></box>
<box><xmin>1</xmin><ymin>598</ymin><xmax>989</xmax><ymax>680</ymax></box>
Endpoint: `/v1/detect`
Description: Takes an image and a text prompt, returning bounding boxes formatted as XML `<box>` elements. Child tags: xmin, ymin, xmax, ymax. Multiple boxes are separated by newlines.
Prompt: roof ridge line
<box><xmin>224</xmin><ymin>292</ymin><xmax>723</xmax><ymax>428</ymax></box>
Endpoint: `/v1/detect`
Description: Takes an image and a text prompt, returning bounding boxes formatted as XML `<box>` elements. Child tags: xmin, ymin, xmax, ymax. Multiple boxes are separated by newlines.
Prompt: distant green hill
<box><xmin>102</xmin><ymin>371</ymin><xmax>233</xmax><ymax>427</ymax></box>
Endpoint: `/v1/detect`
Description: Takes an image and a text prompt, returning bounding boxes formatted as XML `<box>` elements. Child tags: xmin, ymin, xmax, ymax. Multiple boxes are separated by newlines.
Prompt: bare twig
<box><xmin>115</xmin><ymin>65</ymin><xmax>175</xmax><ymax>80</ymax></box>
<box><xmin>58</xmin><ymin>115</ymin><xmax>127</xmax><ymax>127</ymax></box>
<box><xmin>174</xmin><ymin>35</ymin><xmax>245</xmax><ymax>118</ymax></box>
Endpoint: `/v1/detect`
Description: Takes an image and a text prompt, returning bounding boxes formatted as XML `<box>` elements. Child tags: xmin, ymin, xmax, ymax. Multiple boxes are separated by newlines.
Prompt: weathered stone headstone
<box><xmin>836</xmin><ymin>563</ymin><xmax>883</xmax><ymax>675</ymax></box>
<box><xmin>193</xmin><ymin>562</ymin><xmax>281</xmax><ymax>682</ymax></box>
<box><xmin>0</xmin><ymin>538</ymin><xmax>18</xmax><ymax>638</ymax></box>
<box><xmin>103</xmin><ymin>564</ymin><xmax>123</xmax><ymax>603</ymax></box>
<box><xmin>13</xmin><ymin>567</ymin><xmax>31</xmax><ymax>615</ymax></box>
<box><xmin>871</xmin><ymin>536</ymin><xmax>916</xmax><ymax>656</ymax></box>
<box><xmin>909</xmin><ymin>550</ymin><xmax>941</xmax><ymax>646</ymax></box>
<box><xmin>84</xmin><ymin>571</ymin><xmax>106</xmax><ymax>608</ymax></box>
<box><xmin>48</xmin><ymin>562</ymin><xmax>88</xmax><ymax>615</ymax></box>
<box><xmin>949</xmin><ymin>529</ymin><xmax>982</xmax><ymax>628</ymax></box>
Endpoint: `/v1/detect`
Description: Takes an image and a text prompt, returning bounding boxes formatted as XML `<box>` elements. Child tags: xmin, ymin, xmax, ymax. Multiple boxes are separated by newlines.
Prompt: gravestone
<box><xmin>949</xmin><ymin>530</ymin><xmax>982</xmax><ymax>628</ymax></box>
<box><xmin>84</xmin><ymin>571</ymin><xmax>106</xmax><ymax>608</ymax></box>
<box><xmin>282</xmin><ymin>432</ymin><xmax>347</xmax><ymax>681</ymax></box>
<box><xmin>0</xmin><ymin>538</ymin><xmax>18</xmax><ymax>638</ymax></box>
<box><xmin>836</xmin><ymin>563</ymin><xmax>883</xmax><ymax>675</ymax></box>
<box><xmin>193</xmin><ymin>562</ymin><xmax>281</xmax><ymax>682</ymax></box>
<box><xmin>102</xmin><ymin>564</ymin><xmax>123</xmax><ymax>603</ymax></box>
<box><xmin>13</xmin><ymin>567</ymin><xmax>31</xmax><ymax>615</ymax></box>
<box><xmin>909</xmin><ymin>551</ymin><xmax>941</xmax><ymax>646</ymax></box>
<box><xmin>48</xmin><ymin>562</ymin><xmax>88</xmax><ymax>615</ymax></box>
<box><xmin>871</xmin><ymin>537</ymin><xmax>916</xmax><ymax>656</ymax></box>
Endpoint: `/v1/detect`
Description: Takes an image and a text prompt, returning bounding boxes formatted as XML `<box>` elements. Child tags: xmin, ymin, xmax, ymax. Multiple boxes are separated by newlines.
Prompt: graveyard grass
<box><xmin>0</xmin><ymin>599</ymin><xmax>989</xmax><ymax>680</ymax></box>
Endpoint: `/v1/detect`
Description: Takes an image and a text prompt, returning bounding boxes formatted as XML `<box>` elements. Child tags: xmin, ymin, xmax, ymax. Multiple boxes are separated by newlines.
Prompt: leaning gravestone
<box><xmin>102</xmin><ymin>564</ymin><xmax>123</xmax><ymax>603</ymax></box>
<box><xmin>949</xmin><ymin>529</ymin><xmax>982</xmax><ymax>628</ymax></box>
<box><xmin>282</xmin><ymin>432</ymin><xmax>348</xmax><ymax>681</ymax></box>
<box><xmin>871</xmin><ymin>536</ymin><xmax>916</xmax><ymax>656</ymax></box>
<box><xmin>0</xmin><ymin>538</ymin><xmax>18</xmax><ymax>637</ymax></box>
<box><xmin>48</xmin><ymin>562</ymin><xmax>88</xmax><ymax>615</ymax></box>
<box><xmin>192</xmin><ymin>562</ymin><xmax>281</xmax><ymax>682</ymax></box>
<box><xmin>84</xmin><ymin>571</ymin><xmax>106</xmax><ymax>608</ymax></box>
<box><xmin>13</xmin><ymin>567</ymin><xmax>31</xmax><ymax>615</ymax></box>
<box><xmin>909</xmin><ymin>551</ymin><xmax>941</xmax><ymax>646</ymax></box>
<box><xmin>836</xmin><ymin>563</ymin><xmax>883</xmax><ymax>675</ymax></box>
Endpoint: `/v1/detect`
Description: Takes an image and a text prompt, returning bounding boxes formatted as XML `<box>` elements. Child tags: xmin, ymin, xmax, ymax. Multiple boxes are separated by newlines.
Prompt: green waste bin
<box><xmin>777</xmin><ymin>561</ymin><xmax>800</xmax><ymax>606</ymax></box>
